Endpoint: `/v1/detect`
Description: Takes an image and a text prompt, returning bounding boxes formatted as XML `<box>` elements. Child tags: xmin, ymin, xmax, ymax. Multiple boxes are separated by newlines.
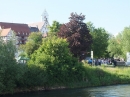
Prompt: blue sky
<box><xmin>0</xmin><ymin>0</ymin><xmax>130</xmax><ymax>35</ymax></box>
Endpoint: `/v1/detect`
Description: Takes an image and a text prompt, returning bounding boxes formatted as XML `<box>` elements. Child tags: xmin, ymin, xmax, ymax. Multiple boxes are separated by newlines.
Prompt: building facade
<box><xmin>28</xmin><ymin>10</ymin><xmax>49</xmax><ymax>37</ymax></box>
<box><xmin>0</xmin><ymin>22</ymin><xmax>31</xmax><ymax>45</ymax></box>
<box><xmin>0</xmin><ymin>28</ymin><xmax>16</xmax><ymax>42</ymax></box>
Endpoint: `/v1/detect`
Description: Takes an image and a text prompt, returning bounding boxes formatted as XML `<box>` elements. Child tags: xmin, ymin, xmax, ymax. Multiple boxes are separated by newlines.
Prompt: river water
<box><xmin>2</xmin><ymin>84</ymin><xmax>130</xmax><ymax>97</ymax></box>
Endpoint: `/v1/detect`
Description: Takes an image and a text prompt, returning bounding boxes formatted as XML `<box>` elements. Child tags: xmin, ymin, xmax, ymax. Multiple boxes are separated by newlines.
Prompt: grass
<box><xmin>77</xmin><ymin>63</ymin><xmax>130</xmax><ymax>88</ymax></box>
<box><xmin>1</xmin><ymin>62</ymin><xmax>130</xmax><ymax>95</ymax></box>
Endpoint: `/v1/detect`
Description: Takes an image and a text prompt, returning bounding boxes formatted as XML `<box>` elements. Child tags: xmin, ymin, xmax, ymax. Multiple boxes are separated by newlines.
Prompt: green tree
<box><xmin>87</xmin><ymin>21</ymin><xmax>95</xmax><ymax>32</ymax></box>
<box><xmin>121</xmin><ymin>26</ymin><xmax>130</xmax><ymax>59</ymax></box>
<box><xmin>107</xmin><ymin>27</ymin><xmax>130</xmax><ymax>59</ymax></box>
<box><xmin>29</xmin><ymin>36</ymin><xmax>85</xmax><ymax>89</ymax></box>
<box><xmin>87</xmin><ymin>22</ymin><xmax>110</xmax><ymax>58</ymax></box>
<box><xmin>48</xmin><ymin>21</ymin><xmax>61</xmax><ymax>36</ymax></box>
<box><xmin>58</xmin><ymin>13</ymin><xmax>92</xmax><ymax>61</ymax></box>
<box><xmin>0</xmin><ymin>39</ymin><xmax>21</xmax><ymax>93</ymax></box>
<box><xmin>19</xmin><ymin>32</ymin><xmax>43</xmax><ymax>57</ymax></box>
<box><xmin>107</xmin><ymin>35</ymin><xmax>120</xmax><ymax>57</ymax></box>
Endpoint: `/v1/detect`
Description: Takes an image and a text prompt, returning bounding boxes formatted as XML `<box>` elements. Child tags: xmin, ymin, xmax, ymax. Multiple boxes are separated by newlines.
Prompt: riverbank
<box><xmin>2</xmin><ymin>85</ymin><xmax>130</xmax><ymax>97</ymax></box>
<box><xmin>1</xmin><ymin>86</ymin><xmax>66</xmax><ymax>95</ymax></box>
<box><xmin>1</xmin><ymin>64</ymin><xmax>130</xmax><ymax>95</ymax></box>
<box><xmin>81</xmin><ymin>64</ymin><xmax>130</xmax><ymax>87</ymax></box>
<box><xmin>57</xmin><ymin>64</ymin><xmax>130</xmax><ymax>88</ymax></box>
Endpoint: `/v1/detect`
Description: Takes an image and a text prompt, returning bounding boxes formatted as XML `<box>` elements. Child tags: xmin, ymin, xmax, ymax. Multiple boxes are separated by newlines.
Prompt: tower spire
<box><xmin>41</xmin><ymin>9</ymin><xmax>49</xmax><ymax>22</ymax></box>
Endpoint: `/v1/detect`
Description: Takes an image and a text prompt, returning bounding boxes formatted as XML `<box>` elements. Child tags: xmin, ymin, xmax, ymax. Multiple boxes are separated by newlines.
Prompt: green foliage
<box><xmin>82</xmin><ymin>64</ymin><xmax>130</xmax><ymax>87</ymax></box>
<box><xmin>48</xmin><ymin>21</ymin><xmax>61</xmax><ymax>37</ymax></box>
<box><xmin>0</xmin><ymin>39</ymin><xmax>21</xmax><ymax>93</ymax></box>
<box><xmin>87</xmin><ymin>22</ymin><xmax>110</xmax><ymax>58</ymax></box>
<box><xmin>19</xmin><ymin>32</ymin><xmax>42</xmax><ymax>57</ymax></box>
<box><xmin>107</xmin><ymin>26</ymin><xmax>130</xmax><ymax>59</ymax></box>
<box><xmin>1</xmin><ymin>36</ymin><xmax>130</xmax><ymax>94</ymax></box>
<box><xmin>107</xmin><ymin>34</ymin><xmax>123</xmax><ymax>58</ymax></box>
<box><xmin>87</xmin><ymin>21</ymin><xmax>95</xmax><ymax>32</ymax></box>
<box><xmin>121</xmin><ymin>26</ymin><xmax>130</xmax><ymax>59</ymax></box>
<box><xmin>0</xmin><ymin>37</ymin><xmax>48</xmax><ymax>92</ymax></box>
<box><xmin>16</xmin><ymin>65</ymin><xmax>45</xmax><ymax>88</ymax></box>
<box><xmin>29</xmin><ymin>36</ymin><xmax>85</xmax><ymax>88</ymax></box>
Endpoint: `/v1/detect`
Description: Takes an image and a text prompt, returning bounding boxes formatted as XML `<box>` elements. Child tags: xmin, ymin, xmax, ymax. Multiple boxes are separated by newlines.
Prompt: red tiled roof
<box><xmin>0</xmin><ymin>28</ymin><xmax>11</xmax><ymax>36</ymax></box>
<box><xmin>28</xmin><ymin>22</ymin><xmax>44</xmax><ymax>31</ymax></box>
<box><xmin>0</xmin><ymin>22</ymin><xmax>31</xmax><ymax>36</ymax></box>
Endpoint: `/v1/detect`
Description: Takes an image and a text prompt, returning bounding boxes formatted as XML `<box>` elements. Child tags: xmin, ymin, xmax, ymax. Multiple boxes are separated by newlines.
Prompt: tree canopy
<box><xmin>29</xmin><ymin>36</ymin><xmax>85</xmax><ymax>87</ymax></box>
<box><xmin>48</xmin><ymin>21</ymin><xmax>61</xmax><ymax>33</ymax></box>
<box><xmin>0</xmin><ymin>39</ymin><xmax>20</xmax><ymax>93</ymax></box>
<box><xmin>87</xmin><ymin>22</ymin><xmax>110</xmax><ymax>58</ymax></box>
<box><xmin>107</xmin><ymin>34</ymin><xmax>123</xmax><ymax>58</ymax></box>
<box><xmin>121</xmin><ymin>26</ymin><xmax>130</xmax><ymax>58</ymax></box>
<box><xmin>19</xmin><ymin>32</ymin><xmax>43</xmax><ymax>57</ymax></box>
<box><xmin>58</xmin><ymin>13</ymin><xmax>92</xmax><ymax>61</ymax></box>
<box><xmin>107</xmin><ymin>26</ymin><xmax>130</xmax><ymax>59</ymax></box>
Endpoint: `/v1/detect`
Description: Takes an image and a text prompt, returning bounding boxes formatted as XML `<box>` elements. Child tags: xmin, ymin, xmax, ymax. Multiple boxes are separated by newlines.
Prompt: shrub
<box><xmin>0</xmin><ymin>39</ymin><xmax>21</xmax><ymax>93</ymax></box>
<box><xmin>28</xmin><ymin>36</ymin><xmax>85</xmax><ymax>88</ymax></box>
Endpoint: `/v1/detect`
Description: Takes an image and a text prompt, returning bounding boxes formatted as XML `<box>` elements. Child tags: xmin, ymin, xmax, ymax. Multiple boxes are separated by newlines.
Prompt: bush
<box><xmin>28</xmin><ymin>36</ymin><xmax>85</xmax><ymax>88</ymax></box>
<box><xmin>0</xmin><ymin>39</ymin><xmax>21</xmax><ymax>93</ymax></box>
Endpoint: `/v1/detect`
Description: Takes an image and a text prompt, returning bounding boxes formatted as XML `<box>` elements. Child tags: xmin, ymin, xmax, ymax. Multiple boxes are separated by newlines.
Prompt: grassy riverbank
<box><xmin>1</xmin><ymin>63</ymin><xmax>130</xmax><ymax>95</ymax></box>
<box><xmin>68</xmin><ymin>64</ymin><xmax>130</xmax><ymax>88</ymax></box>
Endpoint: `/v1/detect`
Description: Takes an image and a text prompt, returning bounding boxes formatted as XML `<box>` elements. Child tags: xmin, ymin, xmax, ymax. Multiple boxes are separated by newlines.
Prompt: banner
<box><xmin>126</xmin><ymin>52</ymin><xmax>130</xmax><ymax>62</ymax></box>
<box><xmin>91</xmin><ymin>51</ymin><xmax>93</xmax><ymax>59</ymax></box>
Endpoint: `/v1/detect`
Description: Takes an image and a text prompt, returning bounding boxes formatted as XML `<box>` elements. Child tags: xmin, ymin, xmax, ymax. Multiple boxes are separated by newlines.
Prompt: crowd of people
<box><xmin>88</xmin><ymin>58</ymin><xmax>117</xmax><ymax>67</ymax></box>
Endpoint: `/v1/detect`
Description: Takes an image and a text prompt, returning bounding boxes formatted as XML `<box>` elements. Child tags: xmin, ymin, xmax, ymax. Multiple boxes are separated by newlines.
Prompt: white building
<box><xmin>0</xmin><ymin>28</ymin><xmax>16</xmax><ymax>43</ymax></box>
<box><xmin>28</xmin><ymin>10</ymin><xmax>49</xmax><ymax>37</ymax></box>
<box><xmin>0</xmin><ymin>22</ymin><xmax>31</xmax><ymax>45</ymax></box>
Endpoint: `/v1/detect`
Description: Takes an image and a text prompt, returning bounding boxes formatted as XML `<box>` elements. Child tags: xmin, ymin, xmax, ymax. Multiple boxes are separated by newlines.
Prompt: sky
<box><xmin>0</xmin><ymin>0</ymin><xmax>130</xmax><ymax>35</ymax></box>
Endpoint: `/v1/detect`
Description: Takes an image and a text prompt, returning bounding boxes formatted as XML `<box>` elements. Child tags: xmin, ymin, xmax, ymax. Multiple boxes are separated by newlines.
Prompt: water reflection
<box><xmin>2</xmin><ymin>84</ymin><xmax>130</xmax><ymax>97</ymax></box>
<box><xmin>89</xmin><ymin>85</ymin><xmax>130</xmax><ymax>97</ymax></box>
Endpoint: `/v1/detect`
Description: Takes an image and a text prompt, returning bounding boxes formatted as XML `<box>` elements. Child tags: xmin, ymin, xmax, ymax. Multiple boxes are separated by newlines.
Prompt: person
<box><xmin>108</xmin><ymin>59</ymin><xmax>111</xmax><ymax>65</ymax></box>
<box><xmin>113</xmin><ymin>59</ymin><xmax>117</xmax><ymax>67</ymax></box>
<box><xmin>88</xmin><ymin>59</ymin><xmax>92</xmax><ymax>65</ymax></box>
<box><xmin>98</xmin><ymin>58</ymin><xmax>101</xmax><ymax>66</ymax></box>
<box><xmin>95</xmin><ymin>59</ymin><xmax>98</xmax><ymax>66</ymax></box>
<box><xmin>111</xmin><ymin>59</ymin><xmax>117</xmax><ymax>67</ymax></box>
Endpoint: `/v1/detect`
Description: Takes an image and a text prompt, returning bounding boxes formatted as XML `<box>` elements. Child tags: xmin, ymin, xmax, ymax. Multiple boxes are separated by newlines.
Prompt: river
<box><xmin>2</xmin><ymin>84</ymin><xmax>130</xmax><ymax>97</ymax></box>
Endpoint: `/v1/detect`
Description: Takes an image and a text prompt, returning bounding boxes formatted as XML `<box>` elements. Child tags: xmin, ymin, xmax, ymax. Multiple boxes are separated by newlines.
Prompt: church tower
<box><xmin>28</xmin><ymin>10</ymin><xmax>49</xmax><ymax>36</ymax></box>
<box><xmin>41</xmin><ymin>9</ymin><xmax>49</xmax><ymax>22</ymax></box>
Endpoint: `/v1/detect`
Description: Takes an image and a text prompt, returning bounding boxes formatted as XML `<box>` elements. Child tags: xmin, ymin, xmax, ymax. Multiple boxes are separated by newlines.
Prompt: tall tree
<box><xmin>87</xmin><ymin>22</ymin><xmax>110</xmax><ymax>58</ymax></box>
<box><xmin>29</xmin><ymin>36</ymin><xmax>85</xmax><ymax>88</ymax></box>
<box><xmin>107</xmin><ymin>33</ymin><xmax>123</xmax><ymax>58</ymax></box>
<box><xmin>121</xmin><ymin>26</ymin><xmax>130</xmax><ymax>59</ymax></box>
<box><xmin>86</xmin><ymin>21</ymin><xmax>95</xmax><ymax>32</ymax></box>
<box><xmin>0</xmin><ymin>39</ymin><xmax>20</xmax><ymax>92</ymax></box>
<box><xmin>107</xmin><ymin>27</ymin><xmax>130</xmax><ymax>59</ymax></box>
<box><xmin>58</xmin><ymin>13</ymin><xmax>92</xmax><ymax>61</ymax></box>
<box><xmin>19</xmin><ymin>32</ymin><xmax>43</xmax><ymax>57</ymax></box>
<box><xmin>48</xmin><ymin>21</ymin><xmax>61</xmax><ymax>36</ymax></box>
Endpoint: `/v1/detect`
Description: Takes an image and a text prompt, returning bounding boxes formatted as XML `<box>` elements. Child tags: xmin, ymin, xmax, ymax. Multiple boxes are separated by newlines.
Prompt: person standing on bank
<box><xmin>112</xmin><ymin>59</ymin><xmax>117</xmax><ymax>67</ymax></box>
